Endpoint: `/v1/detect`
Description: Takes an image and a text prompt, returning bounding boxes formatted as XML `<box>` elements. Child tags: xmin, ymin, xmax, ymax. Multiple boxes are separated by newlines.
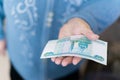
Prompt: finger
<box><xmin>72</xmin><ymin>25</ymin><xmax>99</xmax><ymax>40</ymax></box>
<box><xmin>51</xmin><ymin>57</ymin><xmax>56</xmax><ymax>62</ymax></box>
<box><xmin>72</xmin><ymin>57</ymin><xmax>82</xmax><ymax>65</ymax></box>
<box><xmin>82</xmin><ymin>29</ymin><xmax>99</xmax><ymax>40</ymax></box>
<box><xmin>61</xmin><ymin>56</ymin><xmax>73</xmax><ymax>67</ymax></box>
<box><xmin>54</xmin><ymin>57</ymin><xmax>64</xmax><ymax>65</ymax></box>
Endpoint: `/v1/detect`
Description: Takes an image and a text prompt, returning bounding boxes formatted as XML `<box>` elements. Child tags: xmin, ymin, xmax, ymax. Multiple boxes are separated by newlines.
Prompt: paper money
<box><xmin>40</xmin><ymin>35</ymin><xmax>107</xmax><ymax>65</ymax></box>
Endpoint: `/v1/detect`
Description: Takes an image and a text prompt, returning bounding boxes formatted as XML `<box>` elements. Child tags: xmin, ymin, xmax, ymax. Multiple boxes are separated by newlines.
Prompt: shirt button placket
<box><xmin>46</xmin><ymin>12</ymin><xmax>54</xmax><ymax>27</ymax></box>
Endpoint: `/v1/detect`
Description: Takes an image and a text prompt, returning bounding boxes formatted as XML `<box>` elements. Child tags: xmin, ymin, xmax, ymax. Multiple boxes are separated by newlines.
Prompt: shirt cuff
<box><xmin>63</xmin><ymin>11</ymin><xmax>101</xmax><ymax>34</ymax></box>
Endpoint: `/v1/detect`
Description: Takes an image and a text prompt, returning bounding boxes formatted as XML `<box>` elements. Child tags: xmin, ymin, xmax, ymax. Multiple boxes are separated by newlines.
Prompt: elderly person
<box><xmin>0</xmin><ymin>0</ymin><xmax>120</xmax><ymax>80</ymax></box>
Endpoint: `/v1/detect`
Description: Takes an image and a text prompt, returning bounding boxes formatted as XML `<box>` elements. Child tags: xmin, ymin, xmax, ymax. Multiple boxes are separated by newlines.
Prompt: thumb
<box><xmin>82</xmin><ymin>29</ymin><xmax>99</xmax><ymax>40</ymax></box>
<box><xmin>69</xmin><ymin>18</ymin><xmax>99</xmax><ymax>40</ymax></box>
<box><xmin>73</xmin><ymin>27</ymin><xmax>99</xmax><ymax>40</ymax></box>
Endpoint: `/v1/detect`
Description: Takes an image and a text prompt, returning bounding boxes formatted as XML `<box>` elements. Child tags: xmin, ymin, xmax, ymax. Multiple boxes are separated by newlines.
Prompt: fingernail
<box><xmin>91</xmin><ymin>34</ymin><xmax>99</xmax><ymax>40</ymax></box>
<box><xmin>51</xmin><ymin>59</ymin><xmax>55</xmax><ymax>62</ymax></box>
<box><xmin>62</xmin><ymin>64</ymin><xmax>67</xmax><ymax>67</ymax></box>
<box><xmin>95</xmin><ymin>34</ymin><xmax>99</xmax><ymax>39</ymax></box>
<box><xmin>73</xmin><ymin>61</ymin><xmax>78</xmax><ymax>65</ymax></box>
<box><xmin>55</xmin><ymin>61</ymin><xmax>61</xmax><ymax>65</ymax></box>
<box><xmin>62</xmin><ymin>62</ymin><xmax>67</xmax><ymax>67</ymax></box>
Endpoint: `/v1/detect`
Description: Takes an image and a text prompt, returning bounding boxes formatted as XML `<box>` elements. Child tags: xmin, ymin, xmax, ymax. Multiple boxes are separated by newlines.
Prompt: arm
<box><xmin>64</xmin><ymin>0</ymin><xmax>120</xmax><ymax>34</ymax></box>
<box><xmin>51</xmin><ymin>0</ymin><xmax>120</xmax><ymax>66</ymax></box>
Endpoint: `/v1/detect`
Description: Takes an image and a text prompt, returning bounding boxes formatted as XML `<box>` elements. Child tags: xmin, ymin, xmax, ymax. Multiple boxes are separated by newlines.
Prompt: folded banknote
<box><xmin>40</xmin><ymin>35</ymin><xmax>107</xmax><ymax>65</ymax></box>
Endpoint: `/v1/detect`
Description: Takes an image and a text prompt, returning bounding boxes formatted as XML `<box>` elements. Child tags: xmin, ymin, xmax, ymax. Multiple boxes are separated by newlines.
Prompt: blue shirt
<box><xmin>0</xmin><ymin>0</ymin><xmax>120</xmax><ymax>80</ymax></box>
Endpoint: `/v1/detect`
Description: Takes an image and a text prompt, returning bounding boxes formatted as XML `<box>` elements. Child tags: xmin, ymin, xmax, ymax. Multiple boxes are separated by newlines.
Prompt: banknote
<box><xmin>40</xmin><ymin>35</ymin><xmax>107</xmax><ymax>65</ymax></box>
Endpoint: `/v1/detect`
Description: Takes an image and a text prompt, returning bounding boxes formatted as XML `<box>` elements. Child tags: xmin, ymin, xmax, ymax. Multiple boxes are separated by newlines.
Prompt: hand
<box><xmin>51</xmin><ymin>18</ymin><xmax>99</xmax><ymax>67</ymax></box>
<box><xmin>0</xmin><ymin>40</ymin><xmax>6</xmax><ymax>56</ymax></box>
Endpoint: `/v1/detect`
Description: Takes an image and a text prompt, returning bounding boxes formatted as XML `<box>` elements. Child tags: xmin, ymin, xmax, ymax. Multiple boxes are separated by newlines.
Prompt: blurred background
<box><xmin>0</xmin><ymin>53</ymin><xmax>10</xmax><ymax>80</ymax></box>
<box><xmin>0</xmin><ymin>17</ymin><xmax>120</xmax><ymax>80</ymax></box>
<box><xmin>80</xmin><ymin>17</ymin><xmax>120</xmax><ymax>80</ymax></box>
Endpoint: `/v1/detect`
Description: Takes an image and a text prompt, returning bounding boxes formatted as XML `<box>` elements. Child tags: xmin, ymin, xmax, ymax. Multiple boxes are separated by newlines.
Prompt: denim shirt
<box><xmin>0</xmin><ymin>0</ymin><xmax>120</xmax><ymax>80</ymax></box>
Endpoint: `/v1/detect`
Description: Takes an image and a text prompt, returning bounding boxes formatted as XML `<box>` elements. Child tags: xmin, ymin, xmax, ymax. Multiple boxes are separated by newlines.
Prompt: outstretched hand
<box><xmin>51</xmin><ymin>18</ymin><xmax>99</xmax><ymax>67</ymax></box>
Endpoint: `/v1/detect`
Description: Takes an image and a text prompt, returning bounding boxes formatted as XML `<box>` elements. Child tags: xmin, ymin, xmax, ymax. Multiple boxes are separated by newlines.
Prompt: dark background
<box><xmin>80</xmin><ymin>18</ymin><xmax>120</xmax><ymax>80</ymax></box>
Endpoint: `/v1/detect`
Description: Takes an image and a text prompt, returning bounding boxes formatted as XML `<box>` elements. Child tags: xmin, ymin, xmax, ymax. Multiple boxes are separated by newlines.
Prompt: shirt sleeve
<box><xmin>0</xmin><ymin>0</ymin><xmax>5</xmax><ymax>40</ymax></box>
<box><xmin>64</xmin><ymin>0</ymin><xmax>120</xmax><ymax>34</ymax></box>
